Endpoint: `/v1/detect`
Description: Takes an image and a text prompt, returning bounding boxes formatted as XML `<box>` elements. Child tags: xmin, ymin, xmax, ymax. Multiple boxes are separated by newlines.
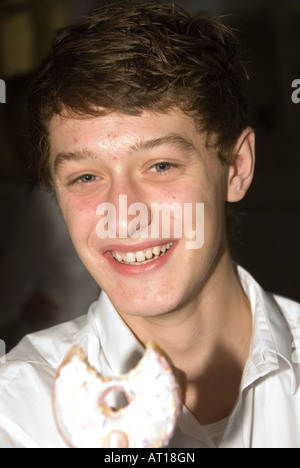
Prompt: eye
<box><xmin>149</xmin><ymin>162</ymin><xmax>174</xmax><ymax>173</ymax></box>
<box><xmin>77</xmin><ymin>174</ymin><xmax>98</xmax><ymax>184</ymax></box>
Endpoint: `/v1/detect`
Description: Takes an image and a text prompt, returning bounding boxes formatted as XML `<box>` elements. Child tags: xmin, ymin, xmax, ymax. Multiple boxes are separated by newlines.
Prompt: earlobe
<box><xmin>226</xmin><ymin>128</ymin><xmax>255</xmax><ymax>203</ymax></box>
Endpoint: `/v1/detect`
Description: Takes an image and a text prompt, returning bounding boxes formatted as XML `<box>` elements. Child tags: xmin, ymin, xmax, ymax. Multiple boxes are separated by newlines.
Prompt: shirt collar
<box><xmin>237</xmin><ymin>266</ymin><xmax>296</xmax><ymax>393</ymax></box>
<box><xmin>92</xmin><ymin>266</ymin><xmax>296</xmax><ymax>392</ymax></box>
<box><xmin>93</xmin><ymin>291</ymin><xmax>144</xmax><ymax>377</ymax></box>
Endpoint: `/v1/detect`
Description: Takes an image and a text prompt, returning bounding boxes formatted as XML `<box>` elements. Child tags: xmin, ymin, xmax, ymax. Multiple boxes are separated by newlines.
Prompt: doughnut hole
<box><xmin>99</xmin><ymin>386</ymin><xmax>131</xmax><ymax>413</ymax></box>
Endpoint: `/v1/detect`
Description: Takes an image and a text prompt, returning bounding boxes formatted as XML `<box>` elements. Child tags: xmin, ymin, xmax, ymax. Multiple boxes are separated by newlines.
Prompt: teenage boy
<box><xmin>0</xmin><ymin>2</ymin><xmax>299</xmax><ymax>448</ymax></box>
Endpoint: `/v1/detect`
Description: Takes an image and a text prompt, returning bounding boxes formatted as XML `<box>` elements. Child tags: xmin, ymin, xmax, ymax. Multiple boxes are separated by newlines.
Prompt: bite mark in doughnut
<box><xmin>53</xmin><ymin>341</ymin><xmax>181</xmax><ymax>448</ymax></box>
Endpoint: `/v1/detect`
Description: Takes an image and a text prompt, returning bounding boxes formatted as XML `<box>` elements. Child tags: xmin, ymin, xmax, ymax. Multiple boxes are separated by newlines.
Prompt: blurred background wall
<box><xmin>0</xmin><ymin>0</ymin><xmax>299</xmax><ymax>349</ymax></box>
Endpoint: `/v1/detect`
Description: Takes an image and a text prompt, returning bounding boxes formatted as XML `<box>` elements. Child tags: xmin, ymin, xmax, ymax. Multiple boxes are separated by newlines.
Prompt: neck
<box><xmin>120</xmin><ymin>250</ymin><xmax>253</xmax><ymax>424</ymax></box>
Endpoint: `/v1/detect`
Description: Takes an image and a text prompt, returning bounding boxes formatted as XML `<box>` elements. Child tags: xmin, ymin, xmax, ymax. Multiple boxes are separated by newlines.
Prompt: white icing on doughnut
<box><xmin>53</xmin><ymin>341</ymin><xmax>181</xmax><ymax>448</ymax></box>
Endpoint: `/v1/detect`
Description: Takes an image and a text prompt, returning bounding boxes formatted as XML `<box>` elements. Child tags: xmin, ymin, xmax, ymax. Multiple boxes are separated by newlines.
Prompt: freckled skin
<box><xmin>49</xmin><ymin>108</ymin><xmax>256</xmax><ymax>429</ymax></box>
<box><xmin>49</xmin><ymin>110</ymin><xmax>228</xmax><ymax>320</ymax></box>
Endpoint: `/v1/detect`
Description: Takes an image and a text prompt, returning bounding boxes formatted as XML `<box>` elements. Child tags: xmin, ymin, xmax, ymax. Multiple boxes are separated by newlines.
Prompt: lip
<box><xmin>103</xmin><ymin>240</ymin><xmax>177</xmax><ymax>276</ymax></box>
<box><xmin>102</xmin><ymin>238</ymin><xmax>175</xmax><ymax>254</ymax></box>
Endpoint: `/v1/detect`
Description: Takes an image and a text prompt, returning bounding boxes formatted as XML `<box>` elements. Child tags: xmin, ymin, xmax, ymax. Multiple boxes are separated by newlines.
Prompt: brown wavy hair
<box><xmin>28</xmin><ymin>0</ymin><xmax>249</xmax><ymax>193</ymax></box>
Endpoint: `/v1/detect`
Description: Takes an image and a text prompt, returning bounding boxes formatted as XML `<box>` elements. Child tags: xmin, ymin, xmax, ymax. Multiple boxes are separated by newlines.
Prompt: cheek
<box><xmin>180</xmin><ymin>179</ymin><xmax>226</xmax><ymax>260</ymax></box>
<box><xmin>60</xmin><ymin>196</ymin><xmax>98</xmax><ymax>249</ymax></box>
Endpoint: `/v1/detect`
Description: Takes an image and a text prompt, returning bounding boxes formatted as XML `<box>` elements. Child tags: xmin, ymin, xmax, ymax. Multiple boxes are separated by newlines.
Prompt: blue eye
<box><xmin>78</xmin><ymin>174</ymin><xmax>97</xmax><ymax>183</ymax></box>
<box><xmin>151</xmin><ymin>163</ymin><xmax>173</xmax><ymax>173</ymax></box>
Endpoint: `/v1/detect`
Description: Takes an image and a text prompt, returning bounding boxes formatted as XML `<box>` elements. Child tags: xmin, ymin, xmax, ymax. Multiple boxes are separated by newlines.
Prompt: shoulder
<box><xmin>2</xmin><ymin>315</ymin><xmax>87</xmax><ymax>367</ymax></box>
<box><xmin>272</xmin><ymin>294</ymin><xmax>300</xmax><ymax>315</ymax></box>
<box><xmin>0</xmin><ymin>308</ymin><xmax>100</xmax><ymax>447</ymax></box>
<box><xmin>266</xmin><ymin>292</ymin><xmax>300</xmax><ymax>392</ymax></box>
<box><xmin>0</xmin><ymin>307</ymin><xmax>101</xmax><ymax>406</ymax></box>
<box><xmin>271</xmin><ymin>293</ymin><xmax>300</xmax><ymax>337</ymax></box>
<box><xmin>0</xmin><ymin>313</ymin><xmax>92</xmax><ymax>403</ymax></box>
<box><xmin>238</xmin><ymin>265</ymin><xmax>300</xmax><ymax>337</ymax></box>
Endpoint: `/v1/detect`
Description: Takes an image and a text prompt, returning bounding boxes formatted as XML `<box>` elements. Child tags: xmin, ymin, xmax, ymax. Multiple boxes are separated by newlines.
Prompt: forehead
<box><xmin>48</xmin><ymin>109</ymin><xmax>205</xmax><ymax>158</ymax></box>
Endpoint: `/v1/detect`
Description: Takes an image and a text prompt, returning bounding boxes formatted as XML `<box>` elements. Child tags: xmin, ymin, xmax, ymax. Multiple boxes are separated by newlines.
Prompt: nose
<box><xmin>97</xmin><ymin>177</ymin><xmax>151</xmax><ymax>240</ymax></box>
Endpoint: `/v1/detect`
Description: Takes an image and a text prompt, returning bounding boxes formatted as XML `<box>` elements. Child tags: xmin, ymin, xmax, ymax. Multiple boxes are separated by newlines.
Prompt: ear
<box><xmin>226</xmin><ymin>128</ymin><xmax>255</xmax><ymax>203</ymax></box>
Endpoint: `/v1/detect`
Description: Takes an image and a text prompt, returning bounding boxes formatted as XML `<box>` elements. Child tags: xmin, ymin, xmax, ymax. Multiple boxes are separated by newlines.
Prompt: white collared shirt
<box><xmin>0</xmin><ymin>266</ymin><xmax>300</xmax><ymax>448</ymax></box>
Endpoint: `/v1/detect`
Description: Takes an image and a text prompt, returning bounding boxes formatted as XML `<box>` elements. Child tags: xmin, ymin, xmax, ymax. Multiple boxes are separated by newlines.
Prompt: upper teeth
<box><xmin>112</xmin><ymin>243</ymin><xmax>173</xmax><ymax>264</ymax></box>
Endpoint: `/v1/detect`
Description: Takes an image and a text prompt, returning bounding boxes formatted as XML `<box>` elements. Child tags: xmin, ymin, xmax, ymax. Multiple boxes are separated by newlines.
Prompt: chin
<box><xmin>108</xmin><ymin>290</ymin><xmax>182</xmax><ymax>319</ymax></box>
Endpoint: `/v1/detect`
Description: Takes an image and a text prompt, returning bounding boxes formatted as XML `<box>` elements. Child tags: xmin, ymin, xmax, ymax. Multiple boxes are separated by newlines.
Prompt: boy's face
<box><xmin>49</xmin><ymin>110</ymin><xmax>229</xmax><ymax>319</ymax></box>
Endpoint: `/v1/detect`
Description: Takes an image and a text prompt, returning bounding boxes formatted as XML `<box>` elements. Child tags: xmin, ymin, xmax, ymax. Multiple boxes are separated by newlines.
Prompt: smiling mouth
<box><xmin>111</xmin><ymin>242</ymin><xmax>174</xmax><ymax>265</ymax></box>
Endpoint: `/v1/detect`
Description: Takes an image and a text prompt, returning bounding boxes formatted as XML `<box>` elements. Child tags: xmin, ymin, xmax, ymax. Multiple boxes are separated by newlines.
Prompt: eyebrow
<box><xmin>129</xmin><ymin>133</ymin><xmax>197</xmax><ymax>155</ymax></box>
<box><xmin>53</xmin><ymin>150</ymin><xmax>98</xmax><ymax>176</ymax></box>
<box><xmin>53</xmin><ymin>133</ymin><xmax>197</xmax><ymax>175</ymax></box>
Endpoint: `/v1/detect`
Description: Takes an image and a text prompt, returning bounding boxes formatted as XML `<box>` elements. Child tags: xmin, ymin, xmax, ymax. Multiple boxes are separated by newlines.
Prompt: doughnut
<box><xmin>53</xmin><ymin>341</ymin><xmax>181</xmax><ymax>448</ymax></box>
